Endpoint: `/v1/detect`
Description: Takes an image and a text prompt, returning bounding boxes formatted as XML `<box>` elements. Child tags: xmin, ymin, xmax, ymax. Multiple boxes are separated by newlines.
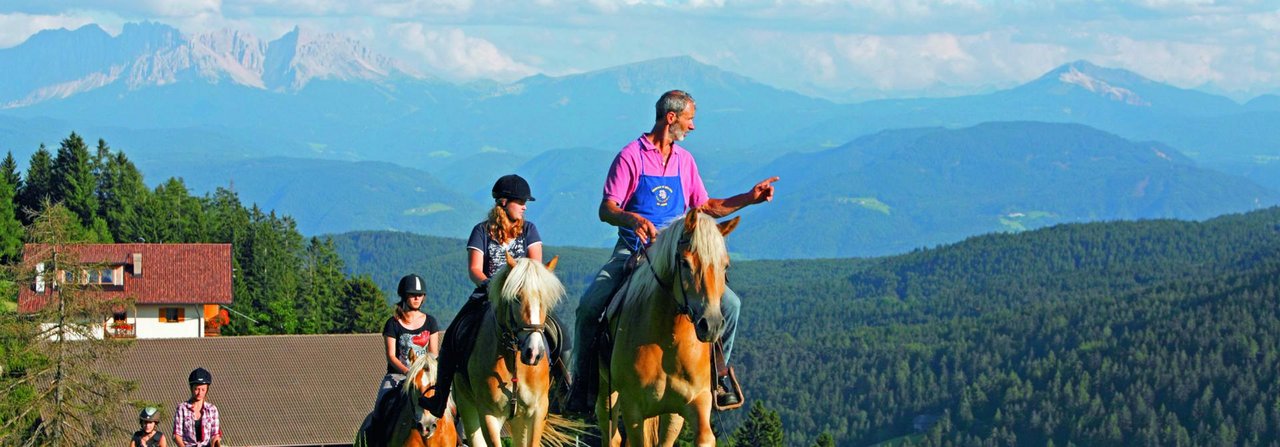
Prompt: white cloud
<box><xmin>139</xmin><ymin>0</ymin><xmax>220</xmax><ymax>17</ymax></box>
<box><xmin>0</xmin><ymin>13</ymin><xmax>97</xmax><ymax>48</ymax></box>
<box><xmin>388</xmin><ymin>23</ymin><xmax>535</xmax><ymax>82</ymax></box>
<box><xmin>825</xmin><ymin>31</ymin><xmax>1064</xmax><ymax>91</ymax></box>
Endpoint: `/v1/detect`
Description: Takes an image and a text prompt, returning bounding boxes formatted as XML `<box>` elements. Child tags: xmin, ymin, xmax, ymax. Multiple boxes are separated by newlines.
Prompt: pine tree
<box><xmin>0</xmin><ymin>203</ymin><xmax>136</xmax><ymax>446</ymax></box>
<box><xmin>51</xmin><ymin>133</ymin><xmax>99</xmax><ymax>229</ymax></box>
<box><xmin>97</xmin><ymin>151</ymin><xmax>150</xmax><ymax>242</ymax></box>
<box><xmin>340</xmin><ymin>275</ymin><xmax>390</xmax><ymax>333</ymax></box>
<box><xmin>813</xmin><ymin>431</ymin><xmax>836</xmax><ymax>447</ymax></box>
<box><xmin>0</xmin><ymin>159</ymin><xmax>23</xmax><ymax>263</ymax></box>
<box><xmin>17</xmin><ymin>145</ymin><xmax>54</xmax><ymax>222</ymax></box>
<box><xmin>732</xmin><ymin>401</ymin><xmax>786</xmax><ymax>447</ymax></box>
<box><xmin>1</xmin><ymin>152</ymin><xmax>22</xmax><ymax>196</ymax></box>
<box><xmin>297</xmin><ymin>237</ymin><xmax>346</xmax><ymax>334</ymax></box>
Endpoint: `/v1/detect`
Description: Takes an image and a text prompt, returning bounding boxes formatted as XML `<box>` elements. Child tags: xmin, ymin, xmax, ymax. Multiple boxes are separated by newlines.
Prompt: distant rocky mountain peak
<box><xmin>1057</xmin><ymin>65</ymin><xmax>1150</xmax><ymax>106</ymax></box>
<box><xmin>0</xmin><ymin>21</ymin><xmax>421</xmax><ymax>106</ymax></box>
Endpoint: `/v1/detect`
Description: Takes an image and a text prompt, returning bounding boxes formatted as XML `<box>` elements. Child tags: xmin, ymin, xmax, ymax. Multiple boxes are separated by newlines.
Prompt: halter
<box><xmin>644</xmin><ymin>234</ymin><xmax>695</xmax><ymax>320</ymax></box>
<box><xmin>494</xmin><ymin>288</ymin><xmax>547</xmax><ymax>418</ymax></box>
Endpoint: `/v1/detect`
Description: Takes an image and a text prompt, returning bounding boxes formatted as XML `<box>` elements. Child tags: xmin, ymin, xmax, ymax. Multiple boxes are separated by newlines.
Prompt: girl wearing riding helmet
<box><xmin>131</xmin><ymin>407</ymin><xmax>168</xmax><ymax>447</ymax></box>
<box><xmin>425</xmin><ymin>174</ymin><xmax>570</xmax><ymax>416</ymax></box>
<box><xmin>359</xmin><ymin>273</ymin><xmax>442</xmax><ymax>441</ymax></box>
<box><xmin>173</xmin><ymin>368</ymin><xmax>220</xmax><ymax>447</ymax></box>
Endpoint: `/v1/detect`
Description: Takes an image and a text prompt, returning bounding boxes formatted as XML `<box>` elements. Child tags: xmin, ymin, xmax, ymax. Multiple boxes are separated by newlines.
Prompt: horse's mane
<box><xmin>401</xmin><ymin>350</ymin><xmax>437</xmax><ymax>395</ymax></box>
<box><xmin>488</xmin><ymin>257</ymin><xmax>566</xmax><ymax>314</ymax></box>
<box><xmin>628</xmin><ymin>212</ymin><xmax>728</xmax><ymax>302</ymax></box>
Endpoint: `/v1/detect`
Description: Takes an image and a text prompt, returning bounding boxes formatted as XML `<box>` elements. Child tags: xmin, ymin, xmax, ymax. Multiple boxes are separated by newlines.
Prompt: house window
<box><xmin>159</xmin><ymin>307</ymin><xmax>185</xmax><ymax>323</ymax></box>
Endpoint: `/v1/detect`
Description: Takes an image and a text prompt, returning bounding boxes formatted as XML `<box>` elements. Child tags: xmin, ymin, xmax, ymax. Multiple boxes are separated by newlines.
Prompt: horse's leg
<box><xmin>456</xmin><ymin>395</ymin><xmax>486</xmax><ymax>447</ymax></box>
<box><xmin>509</xmin><ymin>414</ymin><xmax>531</xmax><ymax>447</ymax></box>
<box><xmin>482</xmin><ymin>413</ymin><xmax>505</xmax><ymax>447</ymax></box>
<box><xmin>529</xmin><ymin>399</ymin><xmax>548</xmax><ymax>447</ymax></box>
<box><xmin>598</xmin><ymin>389</ymin><xmax>622</xmax><ymax>447</ymax></box>
<box><xmin>685</xmin><ymin>395</ymin><xmax>716</xmax><ymax>447</ymax></box>
<box><xmin>657</xmin><ymin>413</ymin><xmax>685</xmax><ymax>447</ymax></box>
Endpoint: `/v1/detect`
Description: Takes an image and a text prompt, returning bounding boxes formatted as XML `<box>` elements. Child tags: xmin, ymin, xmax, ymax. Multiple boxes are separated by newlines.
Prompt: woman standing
<box><xmin>173</xmin><ymin>368</ymin><xmax>220</xmax><ymax>447</ymax></box>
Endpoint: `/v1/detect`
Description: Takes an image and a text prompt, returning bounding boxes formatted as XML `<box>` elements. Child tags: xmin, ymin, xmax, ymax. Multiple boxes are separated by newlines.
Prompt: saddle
<box><xmin>364</xmin><ymin>389</ymin><xmax>406</xmax><ymax>447</ymax></box>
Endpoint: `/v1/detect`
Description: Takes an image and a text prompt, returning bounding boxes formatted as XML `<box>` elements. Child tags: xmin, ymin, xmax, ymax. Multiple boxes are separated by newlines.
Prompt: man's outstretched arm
<box><xmin>702</xmin><ymin>176</ymin><xmax>779</xmax><ymax>218</ymax></box>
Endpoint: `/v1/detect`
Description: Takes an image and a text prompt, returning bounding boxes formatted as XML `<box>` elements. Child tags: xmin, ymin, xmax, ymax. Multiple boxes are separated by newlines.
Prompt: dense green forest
<box><xmin>724</xmin><ymin>208</ymin><xmax>1280</xmax><ymax>446</ymax></box>
<box><xmin>333</xmin><ymin>208</ymin><xmax>1280</xmax><ymax>447</ymax></box>
<box><xmin>0</xmin><ymin>132</ymin><xmax>388</xmax><ymax>334</ymax></box>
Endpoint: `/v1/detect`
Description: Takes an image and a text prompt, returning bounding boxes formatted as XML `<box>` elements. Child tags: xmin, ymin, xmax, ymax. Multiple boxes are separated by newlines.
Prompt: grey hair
<box><xmin>655</xmin><ymin>90</ymin><xmax>695</xmax><ymax>122</ymax></box>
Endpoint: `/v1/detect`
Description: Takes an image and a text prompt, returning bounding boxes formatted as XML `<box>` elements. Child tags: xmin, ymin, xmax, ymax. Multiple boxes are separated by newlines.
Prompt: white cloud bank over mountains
<box><xmin>1</xmin><ymin>0</ymin><xmax>1279</xmax><ymax>101</ymax></box>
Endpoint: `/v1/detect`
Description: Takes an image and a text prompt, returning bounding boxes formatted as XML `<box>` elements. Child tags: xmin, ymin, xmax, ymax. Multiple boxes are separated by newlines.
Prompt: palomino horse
<box><xmin>599</xmin><ymin>209</ymin><xmax>739</xmax><ymax>447</ymax></box>
<box><xmin>357</xmin><ymin>348</ymin><xmax>458</xmax><ymax>447</ymax></box>
<box><xmin>453</xmin><ymin>254</ymin><xmax>573</xmax><ymax>447</ymax></box>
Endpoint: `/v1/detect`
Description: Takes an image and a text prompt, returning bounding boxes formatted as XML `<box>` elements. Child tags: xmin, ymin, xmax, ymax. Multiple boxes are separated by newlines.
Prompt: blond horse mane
<box><xmin>626</xmin><ymin>211</ymin><xmax>729</xmax><ymax>302</ymax></box>
<box><xmin>401</xmin><ymin>350</ymin><xmax>437</xmax><ymax>396</ymax></box>
<box><xmin>487</xmin><ymin>257</ymin><xmax>566</xmax><ymax>315</ymax></box>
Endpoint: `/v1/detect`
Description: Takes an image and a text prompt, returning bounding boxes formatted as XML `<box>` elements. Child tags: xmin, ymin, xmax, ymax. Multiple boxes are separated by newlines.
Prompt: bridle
<box><xmin>644</xmin><ymin>234</ymin><xmax>695</xmax><ymax>321</ymax></box>
<box><xmin>494</xmin><ymin>287</ymin><xmax>547</xmax><ymax>418</ymax></box>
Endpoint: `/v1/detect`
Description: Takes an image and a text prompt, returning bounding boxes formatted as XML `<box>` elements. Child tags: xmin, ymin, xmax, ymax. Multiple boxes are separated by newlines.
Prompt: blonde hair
<box><xmin>486</xmin><ymin>200</ymin><xmax>524</xmax><ymax>243</ymax></box>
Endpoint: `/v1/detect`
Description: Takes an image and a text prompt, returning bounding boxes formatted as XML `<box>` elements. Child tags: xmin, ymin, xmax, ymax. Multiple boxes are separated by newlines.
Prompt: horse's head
<box><xmin>651</xmin><ymin>209</ymin><xmax>739</xmax><ymax>343</ymax></box>
<box><xmin>402</xmin><ymin>348</ymin><xmax>442</xmax><ymax>439</ymax></box>
<box><xmin>490</xmin><ymin>254</ymin><xmax>565</xmax><ymax>366</ymax></box>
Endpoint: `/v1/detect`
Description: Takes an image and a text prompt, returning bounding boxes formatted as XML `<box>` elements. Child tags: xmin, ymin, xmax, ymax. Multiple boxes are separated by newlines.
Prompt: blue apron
<box><xmin>620</xmin><ymin>146</ymin><xmax>686</xmax><ymax>249</ymax></box>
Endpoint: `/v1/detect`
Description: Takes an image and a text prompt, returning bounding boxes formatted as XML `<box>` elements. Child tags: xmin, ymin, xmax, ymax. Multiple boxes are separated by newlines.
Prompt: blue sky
<box><xmin>2</xmin><ymin>0</ymin><xmax>1278</xmax><ymax>101</ymax></box>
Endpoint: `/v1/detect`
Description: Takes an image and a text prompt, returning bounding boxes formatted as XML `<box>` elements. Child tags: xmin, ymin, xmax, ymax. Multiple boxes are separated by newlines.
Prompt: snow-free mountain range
<box><xmin>1</xmin><ymin>22</ymin><xmax>1278</xmax><ymax>258</ymax></box>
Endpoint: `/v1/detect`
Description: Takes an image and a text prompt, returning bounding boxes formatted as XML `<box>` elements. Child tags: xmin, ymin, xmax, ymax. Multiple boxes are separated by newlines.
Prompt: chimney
<box><xmin>132</xmin><ymin>253</ymin><xmax>143</xmax><ymax>277</ymax></box>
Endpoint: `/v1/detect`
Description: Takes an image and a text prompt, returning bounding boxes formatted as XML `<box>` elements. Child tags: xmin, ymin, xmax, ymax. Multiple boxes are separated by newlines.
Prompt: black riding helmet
<box><xmin>492</xmin><ymin>174</ymin><xmax>535</xmax><ymax>202</ymax></box>
<box><xmin>397</xmin><ymin>273</ymin><xmax>427</xmax><ymax>298</ymax></box>
<box><xmin>139</xmin><ymin>406</ymin><xmax>161</xmax><ymax>422</ymax></box>
<box><xmin>188</xmin><ymin>367</ymin><xmax>212</xmax><ymax>386</ymax></box>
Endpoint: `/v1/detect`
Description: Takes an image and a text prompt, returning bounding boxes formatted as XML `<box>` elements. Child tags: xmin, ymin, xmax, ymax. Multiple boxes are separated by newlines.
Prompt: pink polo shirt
<box><xmin>603</xmin><ymin>134</ymin><xmax>710</xmax><ymax>212</ymax></box>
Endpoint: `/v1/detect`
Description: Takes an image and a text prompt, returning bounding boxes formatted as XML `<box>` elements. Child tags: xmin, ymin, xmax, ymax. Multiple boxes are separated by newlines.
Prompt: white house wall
<box><xmin>135</xmin><ymin>304</ymin><xmax>204</xmax><ymax>339</ymax></box>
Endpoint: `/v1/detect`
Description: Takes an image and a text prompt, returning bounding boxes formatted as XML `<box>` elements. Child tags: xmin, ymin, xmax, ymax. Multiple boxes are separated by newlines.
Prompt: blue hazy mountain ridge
<box><xmin>732</xmin><ymin>121</ymin><xmax>1280</xmax><ymax>258</ymax></box>
<box><xmin>1</xmin><ymin>22</ymin><xmax>1278</xmax><ymax>258</ymax></box>
<box><xmin>164</xmin><ymin>156</ymin><xmax>485</xmax><ymax>236</ymax></box>
<box><xmin>785</xmin><ymin>60</ymin><xmax>1280</xmax><ymax>163</ymax></box>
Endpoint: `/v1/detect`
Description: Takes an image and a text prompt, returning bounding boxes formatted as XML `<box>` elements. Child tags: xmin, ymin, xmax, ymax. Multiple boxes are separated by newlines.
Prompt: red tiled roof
<box><xmin>18</xmin><ymin>243</ymin><xmax>233</xmax><ymax>313</ymax></box>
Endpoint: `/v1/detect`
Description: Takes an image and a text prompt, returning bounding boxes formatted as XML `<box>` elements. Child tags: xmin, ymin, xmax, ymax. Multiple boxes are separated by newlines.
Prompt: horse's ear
<box><xmin>684</xmin><ymin>208</ymin><xmax>701</xmax><ymax>233</ymax></box>
<box><xmin>506</xmin><ymin>252</ymin><xmax>516</xmax><ymax>268</ymax></box>
<box><xmin>545</xmin><ymin>255</ymin><xmax>559</xmax><ymax>272</ymax></box>
<box><xmin>718</xmin><ymin>216</ymin><xmax>740</xmax><ymax>237</ymax></box>
<box><xmin>407</xmin><ymin>347</ymin><xmax>418</xmax><ymax>365</ymax></box>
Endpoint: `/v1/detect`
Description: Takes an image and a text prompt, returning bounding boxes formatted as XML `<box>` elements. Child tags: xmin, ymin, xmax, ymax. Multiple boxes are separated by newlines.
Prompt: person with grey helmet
<box><xmin>130</xmin><ymin>407</ymin><xmax>168</xmax><ymax>447</ymax></box>
<box><xmin>359</xmin><ymin>273</ymin><xmax>441</xmax><ymax>443</ymax></box>
<box><xmin>424</xmin><ymin>174</ymin><xmax>572</xmax><ymax>417</ymax></box>
<box><xmin>173</xmin><ymin>368</ymin><xmax>221</xmax><ymax>447</ymax></box>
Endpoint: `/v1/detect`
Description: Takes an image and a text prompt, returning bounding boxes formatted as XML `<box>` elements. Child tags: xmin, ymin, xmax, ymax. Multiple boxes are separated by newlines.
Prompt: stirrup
<box><xmin>713</xmin><ymin>366</ymin><xmax>744</xmax><ymax>411</ymax></box>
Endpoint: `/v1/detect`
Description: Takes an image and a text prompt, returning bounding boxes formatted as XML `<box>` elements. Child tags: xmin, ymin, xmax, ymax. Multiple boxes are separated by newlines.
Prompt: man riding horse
<box><xmin>566</xmin><ymin>89</ymin><xmax>779</xmax><ymax>413</ymax></box>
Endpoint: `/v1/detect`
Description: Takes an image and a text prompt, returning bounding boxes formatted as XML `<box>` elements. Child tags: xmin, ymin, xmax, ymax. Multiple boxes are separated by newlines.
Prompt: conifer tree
<box><xmin>1</xmin><ymin>152</ymin><xmax>21</xmax><ymax>195</ymax></box>
<box><xmin>17</xmin><ymin>145</ymin><xmax>54</xmax><ymax>222</ymax></box>
<box><xmin>51</xmin><ymin>133</ymin><xmax>99</xmax><ymax>229</ymax></box>
<box><xmin>813</xmin><ymin>432</ymin><xmax>836</xmax><ymax>447</ymax></box>
<box><xmin>97</xmin><ymin>152</ymin><xmax>150</xmax><ymax>242</ymax></box>
<box><xmin>732</xmin><ymin>401</ymin><xmax>786</xmax><ymax>447</ymax></box>
<box><xmin>0</xmin><ymin>163</ymin><xmax>22</xmax><ymax>263</ymax></box>
<box><xmin>0</xmin><ymin>203</ymin><xmax>135</xmax><ymax>446</ymax></box>
<box><xmin>297</xmin><ymin>237</ymin><xmax>346</xmax><ymax>334</ymax></box>
<box><xmin>339</xmin><ymin>275</ymin><xmax>391</xmax><ymax>333</ymax></box>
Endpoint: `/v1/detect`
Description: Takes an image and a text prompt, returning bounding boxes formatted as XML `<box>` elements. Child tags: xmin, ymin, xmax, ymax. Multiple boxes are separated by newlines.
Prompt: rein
<box><xmin>495</xmin><ymin>295</ymin><xmax>547</xmax><ymax>418</ymax></box>
<box><xmin>644</xmin><ymin>235</ymin><xmax>694</xmax><ymax>320</ymax></box>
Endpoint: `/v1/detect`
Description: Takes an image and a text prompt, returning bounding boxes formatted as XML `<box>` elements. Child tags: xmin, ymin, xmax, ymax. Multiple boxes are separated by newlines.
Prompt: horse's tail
<box><xmin>540</xmin><ymin>413</ymin><xmax>591</xmax><ymax>447</ymax></box>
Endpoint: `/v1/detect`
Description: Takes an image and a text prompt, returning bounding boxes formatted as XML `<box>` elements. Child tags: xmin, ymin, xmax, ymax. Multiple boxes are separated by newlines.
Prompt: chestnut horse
<box><xmin>452</xmin><ymin>255</ymin><xmax>575</xmax><ymax>447</ymax></box>
<box><xmin>598</xmin><ymin>210</ymin><xmax>739</xmax><ymax>447</ymax></box>
<box><xmin>356</xmin><ymin>348</ymin><xmax>458</xmax><ymax>447</ymax></box>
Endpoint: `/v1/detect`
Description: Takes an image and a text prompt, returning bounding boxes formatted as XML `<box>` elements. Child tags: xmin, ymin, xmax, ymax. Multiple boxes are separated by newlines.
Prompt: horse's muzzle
<box><xmin>519</xmin><ymin>332</ymin><xmax>547</xmax><ymax>366</ymax></box>
<box><xmin>694</xmin><ymin>315</ymin><xmax>723</xmax><ymax>343</ymax></box>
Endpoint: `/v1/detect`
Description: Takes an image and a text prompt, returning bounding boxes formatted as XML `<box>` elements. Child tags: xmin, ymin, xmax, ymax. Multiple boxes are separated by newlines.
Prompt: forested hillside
<box><xmin>726</xmin><ymin>208</ymin><xmax>1280</xmax><ymax>446</ymax></box>
<box><xmin>330</xmin><ymin>207</ymin><xmax>1280</xmax><ymax>446</ymax></box>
